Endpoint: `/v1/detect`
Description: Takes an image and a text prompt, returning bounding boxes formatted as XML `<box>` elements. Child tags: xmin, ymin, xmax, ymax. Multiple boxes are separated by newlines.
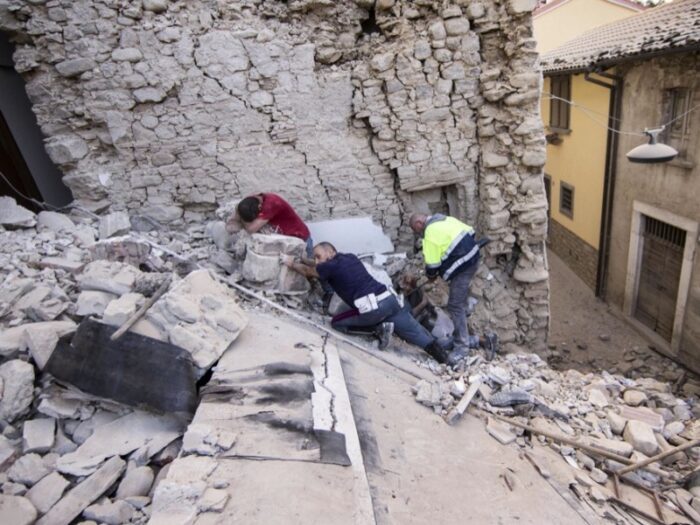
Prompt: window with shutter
<box><xmin>559</xmin><ymin>182</ymin><xmax>574</xmax><ymax>219</ymax></box>
<box><xmin>549</xmin><ymin>75</ymin><xmax>571</xmax><ymax>131</ymax></box>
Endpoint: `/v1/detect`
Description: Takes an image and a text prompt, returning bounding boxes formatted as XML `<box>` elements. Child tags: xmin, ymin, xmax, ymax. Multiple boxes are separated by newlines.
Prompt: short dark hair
<box><xmin>315</xmin><ymin>242</ymin><xmax>337</xmax><ymax>254</ymax></box>
<box><xmin>238</xmin><ymin>197</ymin><xmax>261</xmax><ymax>222</ymax></box>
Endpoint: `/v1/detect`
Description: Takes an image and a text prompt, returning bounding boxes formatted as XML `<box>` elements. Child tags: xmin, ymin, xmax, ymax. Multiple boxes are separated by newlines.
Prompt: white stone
<box><xmin>623</xmin><ymin>389</ymin><xmax>647</xmax><ymax>407</ymax></box>
<box><xmin>21</xmin><ymin>320</ymin><xmax>77</xmax><ymax>370</ymax></box>
<box><xmin>57</xmin><ymin>411</ymin><xmax>183</xmax><ymax>477</ymax></box>
<box><xmin>7</xmin><ymin>453</ymin><xmax>50</xmax><ymax>486</ymax></box>
<box><xmin>111</xmin><ymin>48</ymin><xmax>143</xmax><ymax>62</ymax></box>
<box><xmin>0</xmin><ymin>197</ymin><xmax>36</xmax><ymax>228</ymax></box>
<box><xmin>607</xmin><ymin>411</ymin><xmax>627</xmax><ymax>435</ymax></box>
<box><xmin>76</xmin><ymin>291</ymin><xmax>118</xmax><ymax>317</ymax></box>
<box><xmin>84</xmin><ymin>499</ymin><xmax>135</xmax><ymax>524</ymax></box>
<box><xmin>0</xmin><ymin>326</ymin><xmax>27</xmax><ymax>356</ymax></box>
<box><xmin>197</xmin><ymin>488</ymin><xmax>229</xmax><ymax>513</ymax></box>
<box><xmin>133</xmin><ymin>87</ymin><xmax>167</xmax><ymax>103</ymax></box>
<box><xmin>26</xmin><ymin>471</ymin><xmax>70</xmax><ymax>514</ymax></box>
<box><xmin>370</xmin><ymin>52</ymin><xmax>395</xmax><ymax>72</ymax></box>
<box><xmin>23</xmin><ymin>418</ymin><xmax>56</xmax><ymax>454</ymax></box>
<box><xmin>44</xmin><ymin>134</ymin><xmax>88</xmax><ymax>164</ymax></box>
<box><xmin>0</xmin><ymin>360</ymin><xmax>35</xmax><ymax>422</ymax></box>
<box><xmin>77</xmin><ymin>260</ymin><xmax>141</xmax><ymax>295</ymax></box>
<box><xmin>0</xmin><ymin>495</ymin><xmax>37</xmax><ymax>525</ymax></box>
<box><xmin>444</xmin><ymin>18</ymin><xmax>470</xmax><ymax>36</ymax></box>
<box><xmin>664</xmin><ymin>420</ymin><xmax>685</xmax><ymax>438</ymax></box>
<box><xmin>36</xmin><ymin>211</ymin><xmax>75</xmax><ymax>233</ymax></box>
<box><xmin>116</xmin><ymin>466</ymin><xmax>154</xmax><ymax>498</ymax></box>
<box><xmin>55</xmin><ymin>58</ymin><xmax>95</xmax><ymax>77</ymax></box>
<box><xmin>587</xmin><ymin>388</ymin><xmax>608</xmax><ymax>408</ymax></box>
<box><xmin>483</xmin><ymin>152</ymin><xmax>509</xmax><ymax>168</ymax></box>
<box><xmin>587</xmin><ymin>437</ymin><xmax>633</xmax><ymax>458</ymax></box>
<box><xmin>508</xmin><ymin>0</ymin><xmax>538</xmax><ymax>14</ymax></box>
<box><xmin>102</xmin><ymin>293</ymin><xmax>143</xmax><ymax>326</ymax></box>
<box><xmin>623</xmin><ymin>420</ymin><xmax>660</xmax><ymax>456</ymax></box>
<box><xmin>98</xmin><ymin>212</ymin><xmax>131</xmax><ymax>239</ymax></box>
<box><xmin>143</xmin><ymin>0</ymin><xmax>168</xmax><ymax>13</ymax></box>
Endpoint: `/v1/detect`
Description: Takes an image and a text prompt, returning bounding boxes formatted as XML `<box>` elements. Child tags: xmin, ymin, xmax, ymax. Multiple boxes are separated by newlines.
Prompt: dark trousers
<box><xmin>332</xmin><ymin>296</ymin><xmax>434</xmax><ymax>349</ymax></box>
<box><xmin>446</xmin><ymin>262</ymin><xmax>480</xmax><ymax>348</ymax></box>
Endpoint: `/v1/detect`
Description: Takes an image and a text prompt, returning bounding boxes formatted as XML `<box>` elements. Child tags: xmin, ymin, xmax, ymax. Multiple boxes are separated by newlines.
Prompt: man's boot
<box><xmin>424</xmin><ymin>341</ymin><xmax>451</xmax><ymax>364</ymax></box>
<box><xmin>375</xmin><ymin>322</ymin><xmax>394</xmax><ymax>350</ymax></box>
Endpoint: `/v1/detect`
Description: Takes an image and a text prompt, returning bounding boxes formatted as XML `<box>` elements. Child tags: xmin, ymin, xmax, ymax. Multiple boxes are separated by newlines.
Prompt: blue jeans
<box><xmin>446</xmin><ymin>262</ymin><xmax>480</xmax><ymax>349</ymax></box>
<box><xmin>332</xmin><ymin>296</ymin><xmax>434</xmax><ymax>349</ymax></box>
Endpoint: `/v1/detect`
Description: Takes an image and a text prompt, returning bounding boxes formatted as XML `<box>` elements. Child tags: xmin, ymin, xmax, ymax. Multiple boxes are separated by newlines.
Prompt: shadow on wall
<box><xmin>0</xmin><ymin>31</ymin><xmax>72</xmax><ymax>209</ymax></box>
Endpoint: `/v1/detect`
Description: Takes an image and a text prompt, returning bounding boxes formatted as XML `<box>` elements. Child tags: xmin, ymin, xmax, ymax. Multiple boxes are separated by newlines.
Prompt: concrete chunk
<box><xmin>102</xmin><ymin>293</ymin><xmax>143</xmax><ymax>326</ymax></box>
<box><xmin>7</xmin><ymin>453</ymin><xmax>50</xmax><ymax>486</ymax></box>
<box><xmin>26</xmin><ymin>471</ymin><xmax>70</xmax><ymax>514</ymax></box>
<box><xmin>587</xmin><ymin>436</ymin><xmax>633</xmax><ymax>458</ymax></box>
<box><xmin>623</xmin><ymin>420</ymin><xmax>660</xmax><ymax>456</ymax></box>
<box><xmin>619</xmin><ymin>405</ymin><xmax>665</xmax><ymax>432</ymax></box>
<box><xmin>0</xmin><ymin>360</ymin><xmax>35</xmax><ymax>422</ymax></box>
<box><xmin>0</xmin><ymin>495</ymin><xmax>37</xmax><ymax>525</ymax></box>
<box><xmin>486</xmin><ymin>417</ymin><xmax>516</xmax><ymax>445</ymax></box>
<box><xmin>36</xmin><ymin>456</ymin><xmax>126</xmax><ymax>525</ymax></box>
<box><xmin>23</xmin><ymin>418</ymin><xmax>56</xmax><ymax>454</ymax></box>
<box><xmin>21</xmin><ymin>320</ymin><xmax>77</xmax><ymax>370</ymax></box>
<box><xmin>116</xmin><ymin>465</ymin><xmax>154</xmax><ymax>498</ymax></box>
<box><xmin>99</xmin><ymin>212</ymin><xmax>131</xmax><ymax>239</ymax></box>
<box><xmin>76</xmin><ymin>291</ymin><xmax>118</xmax><ymax>317</ymax></box>
<box><xmin>83</xmin><ymin>499</ymin><xmax>135</xmax><ymax>524</ymax></box>
<box><xmin>37</xmin><ymin>211</ymin><xmax>76</xmax><ymax>233</ymax></box>
<box><xmin>77</xmin><ymin>260</ymin><xmax>142</xmax><ymax>295</ymax></box>
<box><xmin>0</xmin><ymin>196</ymin><xmax>36</xmax><ymax>228</ymax></box>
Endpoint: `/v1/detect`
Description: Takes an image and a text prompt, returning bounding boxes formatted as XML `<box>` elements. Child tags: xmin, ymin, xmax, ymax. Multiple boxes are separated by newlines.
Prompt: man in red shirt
<box><xmin>227</xmin><ymin>193</ymin><xmax>312</xmax><ymax>254</ymax></box>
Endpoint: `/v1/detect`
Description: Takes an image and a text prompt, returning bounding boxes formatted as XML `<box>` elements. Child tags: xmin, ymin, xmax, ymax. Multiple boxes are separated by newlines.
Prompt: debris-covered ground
<box><xmin>0</xmin><ymin>195</ymin><xmax>698</xmax><ymax>524</ymax></box>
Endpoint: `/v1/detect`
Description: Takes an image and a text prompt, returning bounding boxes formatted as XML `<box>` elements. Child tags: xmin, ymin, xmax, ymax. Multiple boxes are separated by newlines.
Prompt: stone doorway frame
<box><xmin>623</xmin><ymin>200</ymin><xmax>698</xmax><ymax>354</ymax></box>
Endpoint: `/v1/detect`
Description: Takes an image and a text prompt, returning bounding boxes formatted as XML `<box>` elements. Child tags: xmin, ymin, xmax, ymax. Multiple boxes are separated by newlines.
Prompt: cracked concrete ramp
<box><xmin>150</xmin><ymin>313</ymin><xmax>374</xmax><ymax>524</ymax></box>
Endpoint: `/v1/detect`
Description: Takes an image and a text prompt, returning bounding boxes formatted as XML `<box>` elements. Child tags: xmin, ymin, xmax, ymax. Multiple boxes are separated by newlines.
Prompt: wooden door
<box><xmin>634</xmin><ymin>215</ymin><xmax>686</xmax><ymax>342</ymax></box>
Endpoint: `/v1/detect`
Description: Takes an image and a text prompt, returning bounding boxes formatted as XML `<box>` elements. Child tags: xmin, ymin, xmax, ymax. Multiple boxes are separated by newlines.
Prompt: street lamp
<box><xmin>626</xmin><ymin>127</ymin><xmax>678</xmax><ymax>164</ymax></box>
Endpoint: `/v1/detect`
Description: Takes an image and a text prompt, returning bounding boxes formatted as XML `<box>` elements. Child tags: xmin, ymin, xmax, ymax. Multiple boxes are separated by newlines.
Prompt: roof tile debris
<box><xmin>541</xmin><ymin>0</ymin><xmax>700</xmax><ymax>73</ymax></box>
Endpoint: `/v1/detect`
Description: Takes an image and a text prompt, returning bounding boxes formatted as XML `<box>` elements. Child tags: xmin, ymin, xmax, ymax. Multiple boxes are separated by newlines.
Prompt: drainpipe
<box><xmin>584</xmin><ymin>69</ymin><xmax>623</xmax><ymax>299</ymax></box>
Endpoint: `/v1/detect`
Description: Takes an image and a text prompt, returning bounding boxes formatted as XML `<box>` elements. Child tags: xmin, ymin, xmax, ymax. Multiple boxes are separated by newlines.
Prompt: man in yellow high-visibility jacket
<box><xmin>410</xmin><ymin>213</ymin><xmax>498</xmax><ymax>359</ymax></box>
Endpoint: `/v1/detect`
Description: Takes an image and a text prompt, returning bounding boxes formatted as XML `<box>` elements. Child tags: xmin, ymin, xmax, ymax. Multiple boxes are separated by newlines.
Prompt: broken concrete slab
<box><xmin>26</xmin><ymin>471</ymin><xmax>70</xmax><ymax>515</ymax></box>
<box><xmin>0</xmin><ymin>197</ymin><xmax>36</xmax><ymax>228</ymax></box>
<box><xmin>586</xmin><ymin>436</ymin><xmax>634</xmax><ymax>458</ymax></box>
<box><xmin>56</xmin><ymin>411</ymin><xmax>184</xmax><ymax>476</ymax></box>
<box><xmin>22</xmin><ymin>418</ymin><xmax>56</xmax><ymax>454</ymax></box>
<box><xmin>20</xmin><ymin>320</ymin><xmax>77</xmax><ymax>370</ymax></box>
<box><xmin>0</xmin><ymin>494</ymin><xmax>37</xmax><ymax>525</ymax></box>
<box><xmin>89</xmin><ymin>236</ymin><xmax>152</xmax><ymax>266</ymax></box>
<box><xmin>76</xmin><ymin>260</ymin><xmax>142</xmax><ymax>295</ymax></box>
<box><xmin>0</xmin><ymin>325</ymin><xmax>28</xmax><ymax>356</ymax></box>
<box><xmin>47</xmin><ymin>319</ymin><xmax>198</xmax><ymax>414</ymax></box>
<box><xmin>98</xmin><ymin>211</ymin><xmax>131</xmax><ymax>239</ymax></box>
<box><xmin>38</xmin><ymin>257</ymin><xmax>85</xmax><ymax>273</ymax></box>
<box><xmin>142</xmin><ymin>270</ymin><xmax>248</xmax><ymax>371</ymax></box>
<box><xmin>307</xmin><ymin>217</ymin><xmax>394</xmax><ymax>254</ymax></box>
<box><xmin>36</xmin><ymin>456</ymin><xmax>126</xmax><ymax>525</ymax></box>
<box><xmin>0</xmin><ymin>360</ymin><xmax>35</xmax><ymax>422</ymax></box>
<box><xmin>75</xmin><ymin>290</ymin><xmax>118</xmax><ymax>317</ymax></box>
<box><xmin>618</xmin><ymin>405</ymin><xmax>665</xmax><ymax>432</ymax></box>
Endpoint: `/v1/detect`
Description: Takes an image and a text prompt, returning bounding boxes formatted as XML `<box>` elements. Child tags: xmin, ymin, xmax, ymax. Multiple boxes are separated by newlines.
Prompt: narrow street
<box><xmin>547</xmin><ymin>249</ymin><xmax>692</xmax><ymax>386</ymax></box>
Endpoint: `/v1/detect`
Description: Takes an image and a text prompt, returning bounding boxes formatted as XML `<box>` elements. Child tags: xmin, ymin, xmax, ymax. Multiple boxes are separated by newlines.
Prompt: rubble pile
<box><xmin>413</xmin><ymin>350</ymin><xmax>700</xmax><ymax>521</ymax></box>
<box><xmin>0</xmin><ymin>198</ymin><xmax>252</xmax><ymax>524</ymax></box>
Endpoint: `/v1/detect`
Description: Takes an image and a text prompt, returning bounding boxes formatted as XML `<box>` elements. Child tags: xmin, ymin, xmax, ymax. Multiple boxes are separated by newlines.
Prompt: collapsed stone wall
<box><xmin>0</xmin><ymin>0</ymin><xmax>550</xmax><ymax>351</ymax></box>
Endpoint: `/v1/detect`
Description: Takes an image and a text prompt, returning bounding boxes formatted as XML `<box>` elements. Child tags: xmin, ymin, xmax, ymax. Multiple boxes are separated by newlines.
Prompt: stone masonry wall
<box><xmin>548</xmin><ymin>218</ymin><xmax>598</xmax><ymax>291</ymax></box>
<box><xmin>0</xmin><ymin>0</ymin><xmax>550</xmax><ymax>352</ymax></box>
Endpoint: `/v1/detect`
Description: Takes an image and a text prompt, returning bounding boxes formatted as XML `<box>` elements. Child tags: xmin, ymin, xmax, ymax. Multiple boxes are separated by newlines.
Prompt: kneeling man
<box><xmin>282</xmin><ymin>242</ymin><xmax>467</xmax><ymax>366</ymax></box>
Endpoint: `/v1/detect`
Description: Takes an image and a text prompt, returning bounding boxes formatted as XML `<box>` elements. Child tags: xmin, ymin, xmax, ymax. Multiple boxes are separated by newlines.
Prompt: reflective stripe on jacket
<box><xmin>422</xmin><ymin>215</ymin><xmax>478</xmax><ymax>280</ymax></box>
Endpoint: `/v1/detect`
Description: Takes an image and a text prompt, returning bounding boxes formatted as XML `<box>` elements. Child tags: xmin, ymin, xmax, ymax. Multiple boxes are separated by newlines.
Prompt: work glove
<box><xmin>279</xmin><ymin>254</ymin><xmax>295</xmax><ymax>267</ymax></box>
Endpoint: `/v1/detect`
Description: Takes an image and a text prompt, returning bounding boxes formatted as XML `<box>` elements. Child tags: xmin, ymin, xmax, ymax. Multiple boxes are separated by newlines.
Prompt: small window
<box><xmin>559</xmin><ymin>181</ymin><xmax>574</xmax><ymax>219</ymax></box>
<box><xmin>543</xmin><ymin>174</ymin><xmax>551</xmax><ymax>217</ymax></box>
<box><xmin>662</xmin><ymin>88</ymin><xmax>693</xmax><ymax>160</ymax></box>
<box><xmin>549</xmin><ymin>75</ymin><xmax>571</xmax><ymax>131</ymax></box>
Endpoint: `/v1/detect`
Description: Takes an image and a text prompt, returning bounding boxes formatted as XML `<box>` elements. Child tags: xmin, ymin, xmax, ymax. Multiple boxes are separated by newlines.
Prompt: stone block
<box><xmin>586</xmin><ymin>436</ymin><xmax>633</xmax><ymax>458</ymax></box>
<box><xmin>44</xmin><ymin>135</ymin><xmax>88</xmax><ymax>165</ymax></box>
<box><xmin>36</xmin><ymin>211</ymin><xmax>76</xmax><ymax>233</ymax></box>
<box><xmin>84</xmin><ymin>499</ymin><xmax>135</xmax><ymax>525</ymax></box>
<box><xmin>483</xmin><ymin>152</ymin><xmax>509</xmax><ymax>168</ymax></box>
<box><xmin>7</xmin><ymin>453</ymin><xmax>50</xmax><ymax>486</ymax></box>
<box><xmin>242</xmin><ymin>250</ymin><xmax>279</xmax><ymax>284</ymax></box>
<box><xmin>444</xmin><ymin>17</ymin><xmax>470</xmax><ymax>36</ymax></box>
<box><xmin>607</xmin><ymin>411</ymin><xmax>626</xmax><ymax>435</ymax></box>
<box><xmin>23</xmin><ymin>418</ymin><xmax>56</xmax><ymax>454</ymax></box>
<box><xmin>0</xmin><ymin>495</ymin><xmax>37</xmax><ymax>525</ymax></box>
<box><xmin>143</xmin><ymin>0</ymin><xmax>168</xmax><ymax>13</ymax></box>
<box><xmin>103</xmin><ymin>293</ymin><xmax>144</xmax><ymax>326</ymax></box>
<box><xmin>76</xmin><ymin>291</ymin><xmax>118</xmax><ymax>317</ymax></box>
<box><xmin>619</xmin><ymin>405</ymin><xmax>665</xmax><ymax>432</ymax></box>
<box><xmin>0</xmin><ymin>197</ymin><xmax>36</xmax><ymax>228</ymax></box>
<box><xmin>26</xmin><ymin>471</ymin><xmax>70</xmax><ymax>515</ymax></box>
<box><xmin>77</xmin><ymin>260</ymin><xmax>142</xmax><ymax>295</ymax></box>
<box><xmin>623</xmin><ymin>420</ymin><xmax>659</xmax><ymax>456</ymax></box>
<box><xmin>486</xmin><ymin>417</ymin><xmax>516</xmax><ymax>445</ymax></box>
<box><xmin>116</xmin><ymin>465</ymin><xmax>154</xmax><ymax>498</ymax></box>
<box><xmin>0</xmin><ymin>360</ymin><xmax>35</xmax><ymax>422</ymax></box>
<box><xmin>508</xmin><ymin>0</ymin><xmax>538</xmax><ymax>14</ymax></box>
<box><xmin>99</xmin><ymin>212</ymin><xmax>131</xmax><ymax>239</ymax></box>
<box><xmin>55</xmin><ymin>58</ymin><xmax>95</xmax><ymax>77</ymax></box>
<box><xmin>623</xmin><ymin>389</ymin><xmax>647</xmax><ymax>407</ymax></box>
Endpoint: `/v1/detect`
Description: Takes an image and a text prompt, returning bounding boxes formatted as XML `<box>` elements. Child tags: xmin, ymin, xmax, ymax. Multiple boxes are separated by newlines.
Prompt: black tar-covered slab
<box><xmin>46</xmin><ymin>318</ymin><xmax>198</xmax><ymax>414</ymax></box>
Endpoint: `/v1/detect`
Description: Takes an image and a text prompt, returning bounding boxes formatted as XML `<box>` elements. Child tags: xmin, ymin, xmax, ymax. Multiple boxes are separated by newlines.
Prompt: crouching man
<box><xmin>281</xmin><ymin>242</ymin><xmax>467</xmax><ymax>366</ymax></box>
<box><xmin>409</xmin><ymin>213</ymin><xmax>498</xmax><ymax>358</ymax></box>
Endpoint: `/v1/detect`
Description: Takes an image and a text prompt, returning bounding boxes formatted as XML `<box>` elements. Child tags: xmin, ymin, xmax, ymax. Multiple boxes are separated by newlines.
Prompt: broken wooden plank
<box><xmin>617</xmin><ymin>438</ymin><xmax>700</xmax><ymax>476</ymax></box>
<box><xmin>36</xmin><ymin>456</ymin><xmax>125</xmax><ymax>525</ymax></box>
<box><xmin>445</xmin><ymin>377</ymin><xmax>482</xmax><ymax>425</ymax></box>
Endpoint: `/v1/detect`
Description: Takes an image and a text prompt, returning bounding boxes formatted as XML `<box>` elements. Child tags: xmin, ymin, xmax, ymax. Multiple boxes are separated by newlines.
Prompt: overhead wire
<box><xmin>542</xmin><ymin>92</ymin><xmax>700</xmax><ymax>137</ymax></box>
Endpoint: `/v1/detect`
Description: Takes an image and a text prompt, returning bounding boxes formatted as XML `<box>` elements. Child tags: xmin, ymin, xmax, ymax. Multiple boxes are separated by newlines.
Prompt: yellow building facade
<box><xmin>534</xmin><ymin>0</ymin><xmax>642</xmax><ymax>290</ymax></box>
